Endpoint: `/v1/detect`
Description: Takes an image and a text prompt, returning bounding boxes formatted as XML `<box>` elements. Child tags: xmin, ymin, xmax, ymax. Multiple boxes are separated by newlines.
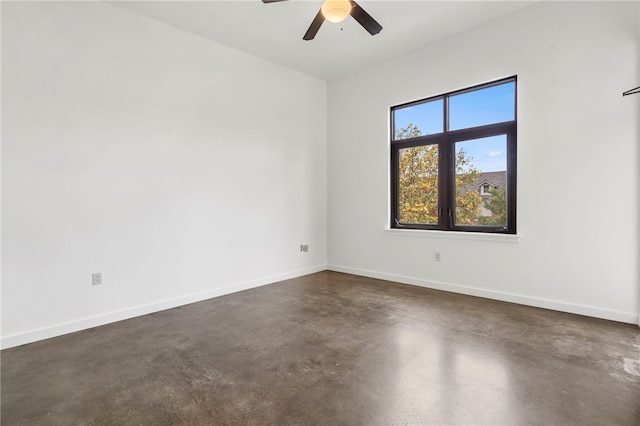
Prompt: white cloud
<box><xmin>486</xmin><ymin>151</ymin><xmax>502</xmax><ymax>158</ymax></box>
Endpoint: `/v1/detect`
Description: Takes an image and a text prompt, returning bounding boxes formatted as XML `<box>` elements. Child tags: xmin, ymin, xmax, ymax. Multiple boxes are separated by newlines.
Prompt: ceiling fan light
<box><xmin>321</xmin><ymin>0</ymin><xmax>352</xmax><ymax>23</ymax></box>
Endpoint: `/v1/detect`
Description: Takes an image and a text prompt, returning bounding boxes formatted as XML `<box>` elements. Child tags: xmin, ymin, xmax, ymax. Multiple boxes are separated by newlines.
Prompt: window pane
<box><xmin>454</xmin><ymin>135</ymin><xmax>507</xmax><ymax>227</ymax></box>
<box><xmin>393</xmin><ymin>99</ymin><xmax>443</xmax><ymax>140</ymax></box>
<box><xmin>449</xmin><ymin>82</ymin><xmax>515</xmax><ymax>131</ymax></box>
<box><xmin>398</xmin><ymin>145</ymin><xmax>439</xmax><ymax>224</ymax></box>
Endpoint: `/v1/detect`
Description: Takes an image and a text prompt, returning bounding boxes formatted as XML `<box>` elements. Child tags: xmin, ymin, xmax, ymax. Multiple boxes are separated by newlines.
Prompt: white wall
<box><xmin>1</xmin><ymin>1</ymin><xmax>327</xmax><ymax>348</ymax></box>
<box><xmin>327</xmin><ymin>1</ymin><xmax>640</xmax><ymax>324</ymax></box>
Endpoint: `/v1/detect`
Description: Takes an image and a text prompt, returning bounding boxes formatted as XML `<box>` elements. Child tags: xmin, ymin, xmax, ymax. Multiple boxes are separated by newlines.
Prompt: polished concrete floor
<box><xmin>2</xmin><ymin>271</ymin><xmax>639</xmax><ymax>425</ymax></box>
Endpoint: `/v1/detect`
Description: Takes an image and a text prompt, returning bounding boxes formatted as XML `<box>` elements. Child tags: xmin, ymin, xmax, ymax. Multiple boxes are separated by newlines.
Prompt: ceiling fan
<box><xmin>262</xmin><ymin>0</ymin><xmax>383</xmax><ymax>41</ymax></box>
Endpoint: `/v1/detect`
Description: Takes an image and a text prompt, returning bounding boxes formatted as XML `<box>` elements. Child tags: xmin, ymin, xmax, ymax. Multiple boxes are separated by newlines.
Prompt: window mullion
<box><xmin>440</xmin><ymin>95</ymin><xmax>451</xmax><ymax>230</ymax></box>
<box><xmin>440</xmin><ymin>136</ymin><xmax>454</xmax><ymax>231</ymax></box>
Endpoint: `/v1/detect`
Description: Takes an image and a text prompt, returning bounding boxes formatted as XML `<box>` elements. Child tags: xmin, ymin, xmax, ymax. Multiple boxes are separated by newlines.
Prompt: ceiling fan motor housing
<box><xmin>321</xmin><ymin>0</ymin><xmax>352</xmax><ymax>23</ymax></box>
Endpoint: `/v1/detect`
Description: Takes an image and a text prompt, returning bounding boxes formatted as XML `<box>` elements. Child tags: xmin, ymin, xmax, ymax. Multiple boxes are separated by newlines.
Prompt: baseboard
<box><xmin>3</xmin><ymin>263</ymin><xmax>637</xmax><ymax>350</ymax></box>
<box><xmin>0</xmin><ymin>265</ymin><xmax>327</xmax><ymax>350</ymax></box>
<box><xmin>327</xmin><ymin>264</ymin><xmax>639</xmax><ymax>326</ymax></box>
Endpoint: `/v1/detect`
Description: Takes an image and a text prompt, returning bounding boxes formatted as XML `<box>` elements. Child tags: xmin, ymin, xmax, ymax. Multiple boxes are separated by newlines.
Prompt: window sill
<box><xmin>384</xmin><ymin>228</ymin><xmax>522</xmax><ymax>243</ymax></box>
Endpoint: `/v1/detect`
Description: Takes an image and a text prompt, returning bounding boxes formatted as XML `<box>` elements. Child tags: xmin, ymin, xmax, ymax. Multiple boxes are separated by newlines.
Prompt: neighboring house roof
<box><xmin>460</xmin><ymin>171</ymin><xmax>506</xmax><ymax>195</ymax></box>
<box><xmin>475</xmin><ymin>171</ymin><xmax>506</xmax><ymax>192</ymax></box>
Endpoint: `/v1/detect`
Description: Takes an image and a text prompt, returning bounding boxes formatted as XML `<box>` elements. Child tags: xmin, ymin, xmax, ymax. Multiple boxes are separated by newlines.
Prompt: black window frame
<box><xmin>390</xmin><ymin>76</ymin><xmax>517</xmax><ymax>234</ymax></box>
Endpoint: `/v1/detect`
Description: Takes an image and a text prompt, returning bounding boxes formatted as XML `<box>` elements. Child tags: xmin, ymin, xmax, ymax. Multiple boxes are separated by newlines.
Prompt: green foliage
<box><xmin>398</xmin><ymin>144</ymin><xmax>439</xmax><ymax>223</ymax></box>
<box><xmin>454</xmin><ymin>149</ymin><xmax>481</xmax><ymax>225</ymax></box>
<box><xmin>478</xmin><ymin>188</ymin><xmax>507</xmax><ymax>226</ymax></box>
<box><xmin>396</xmin><ymin>124</ymin><xmax>437</xmax><ymax>223</ymax></box>
<box><xmin>396</xmin><ymin>123</ymin><xmax>422</xmax><ymax>139</ymax></box>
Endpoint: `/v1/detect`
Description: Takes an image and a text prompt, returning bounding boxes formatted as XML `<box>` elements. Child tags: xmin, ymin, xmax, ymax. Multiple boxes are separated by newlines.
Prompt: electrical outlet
<box><xmin>434</xmin><ymin>252</ymin><xmax>441</xmax><ymax>262</ymax></box>
<box><xmin>300</xmin><ymin>244</ymin><xmax>309</xmax><ymax>252</ymax></box>
<box><xmin>92</xmin><ymin>272</ymin><xmax>102</xmax><ymax>286</ymax></box>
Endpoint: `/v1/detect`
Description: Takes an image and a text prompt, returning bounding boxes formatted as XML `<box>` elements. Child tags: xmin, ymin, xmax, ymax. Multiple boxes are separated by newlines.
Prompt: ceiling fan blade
<box><xmin>303</xmin><ymin>9</ymin><xmax>325</xmax><ymax>41</ymax></box>
<box><xmin>262</xmin><ymin>0</ymin><xmax>288</xmax><ymax>3</ymax></box>
<box><xmin>350</xmin><ymin>1</ymin><xmax>382</xmax><ymax>36</ymax></box>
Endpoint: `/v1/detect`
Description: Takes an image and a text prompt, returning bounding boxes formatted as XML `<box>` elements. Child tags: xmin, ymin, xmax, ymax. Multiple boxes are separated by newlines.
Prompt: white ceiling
<box><xmin>110</xmin><ymin>0</ymin><xmax>537</xmax><ymax>80</ymax></box>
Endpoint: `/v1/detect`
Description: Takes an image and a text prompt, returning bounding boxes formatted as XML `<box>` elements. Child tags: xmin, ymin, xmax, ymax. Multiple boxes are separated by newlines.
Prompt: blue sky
<box><xmin>456</xmin><ymin>135</ymin><xmax>506</xmax><ymax>172</ymax></box>
<box><xmin>394</xmin><ymin>81</ymin><xmax>514</xmax><ymax>172</ymax></box>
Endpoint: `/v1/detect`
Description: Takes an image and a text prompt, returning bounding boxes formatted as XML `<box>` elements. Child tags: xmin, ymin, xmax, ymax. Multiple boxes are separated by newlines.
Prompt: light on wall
<box><xmin>321</xmin><ymin>0</ymin><xmax>352</xmax><ymax>23</ymax></box>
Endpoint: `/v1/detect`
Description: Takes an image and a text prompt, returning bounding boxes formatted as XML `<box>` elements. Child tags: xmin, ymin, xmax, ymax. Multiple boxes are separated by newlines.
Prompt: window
<box><xmin>391</xmin><ymin>77</ymin><xmax>516</xmax><ymax>234</ymax></box>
